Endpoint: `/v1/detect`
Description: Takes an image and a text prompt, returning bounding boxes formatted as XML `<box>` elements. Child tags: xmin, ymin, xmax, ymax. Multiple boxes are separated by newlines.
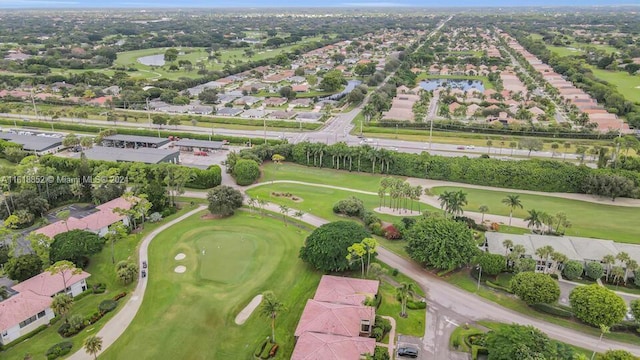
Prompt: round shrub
<box><xmin>99</xmin><ymin>299</ymin><xmax>118</xmax><ymax>313</ymax></box>
<box><xmin>232</xmin><ymin>159</ymin><xmax>260</xmax><ymax>186</ymax></box>
<box><xmin>299</xmin><ymin>221</ymin><xmax>370</xmax><ymax>272</ymax></box>
<box><xmin>510</xmin><ymin>272</ymin><xmax>560</xmax><ymax>305</ymax></box>
<box><xmin>585</xmin><ymin>262</ymin><xmax>604</xmax><ymax>281</ymax></box>
<box><xmin>562</xmin><ymin>260</ymin><xmax>584</xmax><ymax>281</ymax></box>
<box><xmin>569</xmin><ymin>284</ymin><xmax>626</xmax><ymax>327</ymax></box>
<box><xmin>45</xmin><ymin>341</ymin><xmax>73</xmax><ymax>360</ymax></box>
<box><xmin>332</xmin><ymin>196</ymin><xmax>365</xmax><ymax>218</ymax></box>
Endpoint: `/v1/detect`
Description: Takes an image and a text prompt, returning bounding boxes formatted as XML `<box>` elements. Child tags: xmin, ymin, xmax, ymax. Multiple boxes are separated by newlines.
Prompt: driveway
<box><xmin>558</xmin><ymin>278</ymin><xmax>640</xmax><ymax>307</ymax></box>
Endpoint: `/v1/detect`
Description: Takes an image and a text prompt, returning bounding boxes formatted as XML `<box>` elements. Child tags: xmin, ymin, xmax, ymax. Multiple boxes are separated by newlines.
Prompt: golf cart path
<box><xmin>67</xmin><ymin>205</ymin><xmax>207</xmax><ymax>360</ymax></box>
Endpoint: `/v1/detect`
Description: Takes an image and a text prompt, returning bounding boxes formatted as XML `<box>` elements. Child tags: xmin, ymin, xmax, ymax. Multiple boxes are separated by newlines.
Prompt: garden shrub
<box><xmin>372</xmin><ymin>316</ymin><xmax>392</xmax><ymax>341</ymax></box>
<box><xmin>407</xmin><ymin>299</ymin><xmax>427</xmax><ymax>310</ymax></box>
<box><xmin>362</xmin><ymin>211</ymin><xmax>380</xmax><ymax>227</ymax></box>
<box><xmin>485</xmin><ymin>280</ymin><xmax>511</xmax><ymax>293</ymax></box>
<box><xmin>332</xmin><ymin>197</ymin><xmax>365</xmax><ymax>218</ymax></box>
<box><xmin>113</xmin><ymin>292</ymin><xmax>127</xmax><ymax>301</ymax></box>
<box><xmin>232</xmin><ymin>159</ymin><xmax>261</xmax><ymax>186</ymax></box>
<box><xmin>254</xmin><ymin>339</ymin><xmax>268</xmax><ymax>357</ymax></box>
<box><xmin>99</xmin><ymin>300</ymin><xmax>118</xmax><ymax>313</ymax></box>
<box><xmin>92</xmin><ymin>283</ymin><xmax>107</xmax><ymax>294</ymax></box>
<box><xmin>586</xmin><ymin>262</ymin><xmax>604</xmax><ymax>280</ymax></box>
<box><xmin>45</xmin><ymin>341</ymin><xmax>73</xmax><ymax>360</ymax></box>
<box><xmin>610</xmin><ymin>320</ymin><xmax>640</xmax><ymax>333</ymax></box>
<box><xmin>383</xmin><ymin>224</ymin><xmax>401</xmax><ymax>239</ymax></box>
<box><xmin>530</xmin><ymin>303</ymin><xmax>573</xmax><ymax>318</ymax></box>
<box><xmin>370</xmin><ymin>222</ymin><xmax>385</xmax><ymax>237</ymax></box>
<box><xmin>392</xmin><ymin>268</ymin><xmax>399</xmax><ymax>276</ymax></box>
<box><xmin>562</xmin><ymin>260</ymin><xmax>584</xmax><ymax>281</ymax></box>
<box><xmin>149</xmin><ymin>212</ymin><xmax>163</xmax><ymax>223</ymax></box>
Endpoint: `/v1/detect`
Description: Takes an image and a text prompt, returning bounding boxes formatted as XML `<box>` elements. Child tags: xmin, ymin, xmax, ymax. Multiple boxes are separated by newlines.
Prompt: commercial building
<box><xmin>102</xmin><ymin>134</ymin><xmax>170</xmax><ymax>149</ymax></box>
<box><xmin>81</xmin><ymin>146</ymin><xmax>179</xmax><ymax>164</ymax></box>
<box><xmin>0</xmin><ymin>132</ymin><xmax>63</xmax><ymax>155</ymax></box>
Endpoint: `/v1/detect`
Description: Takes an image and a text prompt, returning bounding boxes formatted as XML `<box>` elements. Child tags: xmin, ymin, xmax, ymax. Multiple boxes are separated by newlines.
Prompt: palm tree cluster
<box><xmin>437</xmin><ymin>190</ymin><xmax>468</xmax><ymax>217</ymax></box>
<box><xmin>378</xmin><ymin>177</ymin><xmax>424</xmax><ymax>213</ymax></box>
<box><xmin>524</xmin><ymin>209</ymin><xmax>571</xmax><ymax>235</ymax></box>
<box><xmin>298</xmin><ymin>141</ymin><xmax>395</xmax><ymax>174</ymax></box>
<box><xmin>602</xmin><ymin>252</ymin><xmax>638</xmax><ymax>285</ymax></box>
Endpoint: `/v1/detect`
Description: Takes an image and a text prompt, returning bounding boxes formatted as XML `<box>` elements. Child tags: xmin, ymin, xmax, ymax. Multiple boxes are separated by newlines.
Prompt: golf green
<box><xmin>102</xmin><ymin>211</ymin><xmax>321</xmax><ymax>359</ymax></box>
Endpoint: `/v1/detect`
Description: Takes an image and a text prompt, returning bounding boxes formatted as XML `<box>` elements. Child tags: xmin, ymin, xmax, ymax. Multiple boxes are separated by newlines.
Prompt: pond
<box><xmin>320</xmin><ymin>79</ymin><xmax>362</xmax><ymax>101</ymax></box>
<box><xmin>138</xmin><ymin>54</ymin><xmax>165</xmax><ymax>66</ymax></box>
<box><xmin>419</xmin><ymin>79</ymin><xmax>485</xmax><ymax>92</ymax></box>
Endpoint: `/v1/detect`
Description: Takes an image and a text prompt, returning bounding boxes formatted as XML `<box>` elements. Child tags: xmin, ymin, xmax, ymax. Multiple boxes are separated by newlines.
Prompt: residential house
<box><xmin>34</xmin><ymin>197</ymin><xmax>133</xmax><ymax>239</ymax></box>
<box><xmin>0</xmin><ymin>270</ymin><xmax>91</xmax><ymax>345</ymax></box>
<box><xmin>264</xmin><ymin>97</ymin><xmax>288</xmax><ymax>107</ymax></box>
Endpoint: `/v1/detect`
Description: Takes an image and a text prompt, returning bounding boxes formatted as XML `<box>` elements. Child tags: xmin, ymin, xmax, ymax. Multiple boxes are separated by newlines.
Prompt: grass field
<box><xmin>588</xmin><ymin>66</ymin><xmax>640</xmax><ymax>103</ymax></box>
<box><xmin>0</xmin><ymin>205</ymin><xmax>199</xmax><ymax>360</ymax></box>
<box><xmin>114</xmin><ymin>36</ymin><xmax>327</xmax><ymax>81</ymax></box>
<box><xmin>101</xmin><ymin>211</ymin><xmax>321</xmax><ymax>359</ymax></box>
<box><xmin>430</xmin><ymin>186</ymin><xmax>639</xmax><ymax>243</ymax></box>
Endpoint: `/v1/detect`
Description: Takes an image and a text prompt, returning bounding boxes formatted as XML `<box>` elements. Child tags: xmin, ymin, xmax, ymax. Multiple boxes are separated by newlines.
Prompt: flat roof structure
<box><xmin>102</xmin><ymin>134</ymin><xmax>170</xmax><ymax>148</ymax></box>
<box><xmin>0</xmin><ymin>132</ymin><xmax>62</xmax><ymax>153</ymax></box>
<box><xmin>173</xmin><ymin>139</ymin><xmax>224</xmax><ymax>150</ymax></box>
<box><xmin>81</xmin><ymin>146</ymin><xmax>179</xmax><ymax>164</ymax></box>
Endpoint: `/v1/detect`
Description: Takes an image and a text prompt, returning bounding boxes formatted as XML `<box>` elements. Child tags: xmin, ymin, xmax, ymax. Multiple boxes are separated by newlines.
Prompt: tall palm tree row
<box><xmin>377</xmin><ymin>177</ymin><xmax>424</xmax><ymax>213</ymax></box>
<box><xmin>437</xmin><ymin>190</ymin><xmax>468</xmax><ymax>217</ymax></box>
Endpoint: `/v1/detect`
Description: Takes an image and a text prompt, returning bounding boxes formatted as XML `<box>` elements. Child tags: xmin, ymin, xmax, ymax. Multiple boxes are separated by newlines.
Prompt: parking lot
<box><xmin>179</xmin><ymin>148</ymin><xmax>230</xmax><ymax>168</ymax></box>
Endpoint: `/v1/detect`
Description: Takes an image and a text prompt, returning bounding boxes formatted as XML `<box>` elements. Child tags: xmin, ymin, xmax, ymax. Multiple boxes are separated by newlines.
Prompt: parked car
<box><xmin>141</xmin><ymin>270</ymin><xmax>147</xmax><ymax>278</ymax></box>
<box><xmin>194</xmin><ymin>151</ymin><xmax>208</xmax><ymax>156</ymax></box>
<box><xmin>456</xmin><ymin>145</ymin><xmax>465</xmax><ymax>150</ymax></box>
<box><xmin>142</xmin><ymin>261</ymin><xmax>148</xmax><ymax>269</ymax></box>
<box><xmin>398</xmin><ymin>347</ymin><xmax>418</xmax><ymax>358</ymax></box>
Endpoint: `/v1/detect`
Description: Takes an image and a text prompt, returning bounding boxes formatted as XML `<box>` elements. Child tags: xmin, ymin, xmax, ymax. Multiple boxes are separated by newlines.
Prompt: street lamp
<box><xmin>476</xmin><ymin>264</ymin><xmax>482</xmax><ymax>291</ymax></box>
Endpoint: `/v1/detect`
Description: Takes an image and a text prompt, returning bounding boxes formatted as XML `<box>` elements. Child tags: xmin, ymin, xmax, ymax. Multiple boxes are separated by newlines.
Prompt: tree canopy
<box><xmin>5</xmin><ymin>254</ymin><xmax>43</xmax><ymax>281</ymax></box>
<box><xmin>299</xmin><ymin>221</ymin><xmax>370</xmax><ymax>272</ymax></box>
<box><xmin>232</xmin><ymin>159</ymin><xmax>261</xmax><ymax>186</ymax></box>
<box><xmin>50</xmin><ymin>230</ymin><xmax>103</xmax><ymax>268</ymax></box>
<box><xmin>510</xmin><ymin>272</ymin><xmax>560</xmax><ymax>305</ymax></box>
<box><xmin>404</xmin><ymin>215</ymin><xmax>477</xmax><ymax>270</ymax></box>
<box><xmin>476</xmin><ymin>252</ymin><xmax>506</xmax><ymax>277</ymax></box>
<box><xmin>206</xmin><ymin>185</ymin><xmax>243</xmax><ymax>216</ymax></box>
<box><xmin>485</xmin><ymin>324</ymin><xmax>559</xmax><ymax>360</ymax></box>
<box><xmin>569</xmin><ymin>284</ymin><xmax>626</xmax><ymax>327</ymax></box>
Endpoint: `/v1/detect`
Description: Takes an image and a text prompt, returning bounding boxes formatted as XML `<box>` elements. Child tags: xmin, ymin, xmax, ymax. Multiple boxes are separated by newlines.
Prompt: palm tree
<box><xmin>550</xmin><ymin>252</ymin><xmax>568</xmax><ymax>275</ymax></box>
<box><xmin>624</xmin><ymin>260</ymin><xmax>638</xmax><ymax>285</ymax></box>
<box><xmin>397</xmin><ymin>282</ymin><xmax>414</xmax><ymax>318</ymax></box>
<box><xmin>84</xmin><ymin>336</ymin><xmax>103</xmax><ymax>360</ymax></box>
<box><xmin>502</xmin><ymin>239</ymin><xmax>513</xmax><ymax>257</ymax></box>
<box><xmin>525</xmin><ymin>209</ymin><xmax>544</xmax><ymax>231</ymax></box>
<box><xmin>51</xmin><ymin>293</ymin><xmax>73</xmax><ymax>323</ymax></box>
<box><xmin>535</xmin><ymin>245</ymin><xmax>555</xmax><ymax>274</ymax></box>
<box><xmin>279</xmin><ymin>204</ymin><xmax>289</xmax><ymax>226</ymax></box>
<box><xmin>602</xmin><ymin>254</ymin><xmax>616</xmax><ymax>282</ymax></box>
<box><xmin>260</xmin><ymin>291</ymin><xmax>285</xmax><ymax>343</ymax></box>
<box><xmin>501</xmin><ymin>195</ymin><xmax>523</xmax><ymax>226</ymax></box>
<box><xmin>478</xmin><ymin>205</ymin><xmax>489</xmax><ymax>222</ymax></box>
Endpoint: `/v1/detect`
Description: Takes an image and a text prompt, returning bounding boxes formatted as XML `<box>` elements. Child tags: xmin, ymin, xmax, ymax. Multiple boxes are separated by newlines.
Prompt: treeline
<box><xmin>239</xmin><ymin>142</ymin><xmax>640</xmax><ymax>197</ymax></box>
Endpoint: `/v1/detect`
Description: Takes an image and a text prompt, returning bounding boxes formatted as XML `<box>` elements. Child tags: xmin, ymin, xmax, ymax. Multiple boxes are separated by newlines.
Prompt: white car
<box><xmin>465</xmin><ymin>145</ymin><xmax>475</xmax><ymax>149</ymax></box>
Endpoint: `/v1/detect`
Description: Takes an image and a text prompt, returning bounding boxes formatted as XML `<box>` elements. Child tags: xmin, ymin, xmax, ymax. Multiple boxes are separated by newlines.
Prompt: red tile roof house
<box><xmin>291</xmin><ymin>275</ymin><xmax>379</xmax><ymax>360</ymax></box>
<box><xmin>0</xmin><ymin>270</ymin><xmax>90</xmax><ymax>345</ymax></box>
<box><xmin>34</xmin><ymin>197</ymin><xmax>133</xmax><ymax>239</ymax></box>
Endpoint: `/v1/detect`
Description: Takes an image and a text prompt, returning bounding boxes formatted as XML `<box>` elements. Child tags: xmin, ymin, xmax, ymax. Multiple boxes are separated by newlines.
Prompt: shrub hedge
<box><xmin>45</xmin><ymin>341</ymin><xmax>73</xmax><ymax>360</ymax></box>
<box><xmin>530</xmin><ymin>303</ymin><xmax>574</xmax><ymax>318</ymax></box>
<box><xmin>99</xmin><ymin>299</ymin><xmax>118</xmax><ymax>313</ymax></box>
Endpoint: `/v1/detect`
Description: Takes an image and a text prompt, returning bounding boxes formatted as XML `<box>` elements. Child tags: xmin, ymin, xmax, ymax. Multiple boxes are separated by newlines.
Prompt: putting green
<box><xmin>194</xmin><ymin>231</ymin><xmax>258</xmax><ymax>283</ymax></box>
<box><xmin>102</xmin><ymin>211</ymin><xmax>321</xmax><ymax>359</ymax></box>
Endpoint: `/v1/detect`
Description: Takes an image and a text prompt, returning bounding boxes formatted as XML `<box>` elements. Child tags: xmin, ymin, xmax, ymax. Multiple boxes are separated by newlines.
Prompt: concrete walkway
<box><xmin>67</xmin><ymin>205</ymin><xmax>207</xmax><ymax>360</ymax></box>
<box><xmin>375</xmin><ymin>315</ymin><xmax>397</xmax><ymax>359</ymax></box>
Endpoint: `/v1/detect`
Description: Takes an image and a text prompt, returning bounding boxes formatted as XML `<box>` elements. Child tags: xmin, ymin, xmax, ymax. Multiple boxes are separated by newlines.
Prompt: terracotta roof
<box><xmin>290</xmin><ymin>332</ymin><xmax>376</xmax><ymax>360</ymax></box>
<box><xmin>12</xmin><ymin>270</ymin><xmax>91</xmax><ymax>297</ymax></box>
<box><xmin>294</xmin><ymin>299</ymin><xmax>375</xmax><ymax>338</ymax></box>
<box><xmin>0</xmin><ymin>291</ymin><xmax>52</xmax><ymax>332</ymax></box>
<box><xmin>34</xmin><ymin>217</ymin><xmax>89</xmax><ymax>238</ymax></box>
<box><xmin>313</xmin><ymin>275</ymin><xmax>379</xmax><ymax>306</ymax></box>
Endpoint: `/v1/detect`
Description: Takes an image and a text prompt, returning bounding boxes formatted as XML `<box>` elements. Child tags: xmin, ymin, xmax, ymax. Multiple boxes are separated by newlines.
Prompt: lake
<box><xmin>138</xmin><ymin>54</ymin><xmax>165</xmax><ymax>66</ymax></box>
<box><xmin>419</xmin><ymin>79</ymin><xmax>485</xmax><ymax>92</ymax></box>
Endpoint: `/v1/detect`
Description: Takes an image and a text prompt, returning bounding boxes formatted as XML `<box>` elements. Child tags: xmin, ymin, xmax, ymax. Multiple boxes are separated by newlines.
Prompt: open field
<box><xmin>101</xmin><ymin>211</ymin><xmax>321</xmax><ymax>359</ymax></box>
<box><xmin>247</xmin><ymin>182</ymin><xmax>431</xmax><ymax>224</ymax></box>
<box><xmin>431</xmin><ymin>186</ymin><xmax>639</xmax><ymax>243</ymax></box>
<box><xmin>1</xmin><ymin>205</ymin><xmax>199</xmax><ymax>360</ymax></box>
<box><xmin>587</xmin><ymin>66</ymin><xmax>640</xmax><ymax>103</ymax></box>
<box><xmin>113</xmin><ymin>36</ymin><xmax>327</xmax><ymax>81</ymax></box>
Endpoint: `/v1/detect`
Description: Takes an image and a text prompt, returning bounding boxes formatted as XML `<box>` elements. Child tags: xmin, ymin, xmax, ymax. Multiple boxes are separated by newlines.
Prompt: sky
<box><xmin>0</xmin><ymin>0</ymin><xmax>637</xmax><ymax>8</ymax></box>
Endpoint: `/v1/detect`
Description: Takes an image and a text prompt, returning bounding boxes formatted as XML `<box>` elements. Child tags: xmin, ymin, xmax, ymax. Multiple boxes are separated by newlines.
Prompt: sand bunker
<box><xmin>174</xmin><ymin>253</ymin><xmax>186</xmax><ymax>260</ymax></box>
<box><xmin>234</xmin><ymin>294</ymin><xmax>263</xmax><ymax>325</ymax></box>
<box><xmin>174</xmin><ymin>265</ymin><xmax>186</xmax><ymax>273</ymax></box>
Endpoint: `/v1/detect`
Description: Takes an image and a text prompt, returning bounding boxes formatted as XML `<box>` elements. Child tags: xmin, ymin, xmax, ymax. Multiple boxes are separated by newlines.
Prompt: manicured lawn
<box><xmin>588</xmin><ymin>66</ymin><xmax>640</xmax><ymax>103</ymax></box>
<box><xmin>431</xmin><ymin>186</ymin><xmax>639</xmax><ymax>243</ymax></box>
<box><xmin>259</xmin><ymin>162</ymin><xmax>398</xmax><ymax>192</ymax></box>
<box><xmin>101</xmin><ymin>211</ymin><xmax>322</xmax><ymax>359</ymax></box>
<box><xmin>0</xmin><ymin>205</ymin><xmax>199</xmax><ymax>360</ymax></box>
<box><xmin>377</xmin><ymin>282</ymin><xmax>426</xmax><ymax>337</ymax></box>
<box><xmin>246</xmin><ymin>182</ymin><xmax>433</xmax><ymax>224</ymax></box>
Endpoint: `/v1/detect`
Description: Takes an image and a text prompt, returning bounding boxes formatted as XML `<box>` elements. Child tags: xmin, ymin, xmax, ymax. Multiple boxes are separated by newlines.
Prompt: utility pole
<box><xmin>31</xmin><ymin>90</ymin><xmax>39</xmax><ymax>120</ymax></box>
<box><xmin>263</xmin><ymin>118</ymin><xmax>267</xmax><ymax>144</ymax></box>
<box><xmin>146</xmin><ymin>98</ymin><xmax>151</xmax><ymax>129</ymax></box>
<box><xmin>476</xmin><ymin>265</ymin><xmax>482</xmax><ymax>291</ymax></box>
<box><xmin>429</xmin><ymin>116</ymin><xmax>434</xmax><ymax>151</ymax></box>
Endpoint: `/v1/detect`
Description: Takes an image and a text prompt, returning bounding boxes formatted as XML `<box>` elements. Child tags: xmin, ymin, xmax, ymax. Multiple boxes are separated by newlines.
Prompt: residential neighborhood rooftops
<box><xmin>313</xmin><ymin>275</ymin><xmax>379</xmax><ymax>306</ymax></box>
<box><xmin>12</xmin><ymin>270</ymin><xmax>91</xmax><ymax>297</ymax></box>
<box><xmin>294</xmin><ymin>299</ymin><xmax>375</xmax><ymax>338</ymax></box>
<box><xmin>290</xmin><ymin>332</ymin><xmax>376</xmax><ymax>360</ymax></box>
<box><xmin>0</xmin><ymin>292</ymin><xmax>52</xmax><ymax>333</ymax></box>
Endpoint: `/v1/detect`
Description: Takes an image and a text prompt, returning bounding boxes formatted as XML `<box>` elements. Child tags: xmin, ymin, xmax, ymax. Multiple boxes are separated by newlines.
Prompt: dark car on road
<box><xmin>141</xmin><ymin>270</ymin><xmax>147</xmax><ymax>278</ymax></box>
<box><xmin>398</xmin><ymin>347</ymin><xmax>418</xmax><ymax>358</ymax></box>
<box><xmin>142</xmin><ymin>261</ymin><xmax>148</xmax><ymax>269</ymax></box>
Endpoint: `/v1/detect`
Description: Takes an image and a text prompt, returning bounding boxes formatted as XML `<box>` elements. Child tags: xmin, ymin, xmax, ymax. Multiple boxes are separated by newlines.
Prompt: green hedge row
<box><xmin>530</xmin><ymin>303</ymin><xmax>573</xmax><ymax>318</ymax></box>
<box><xmin>485</xmin><ymin>280</ymin><xmax>512</xmax><ymax>293</ymax></box>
